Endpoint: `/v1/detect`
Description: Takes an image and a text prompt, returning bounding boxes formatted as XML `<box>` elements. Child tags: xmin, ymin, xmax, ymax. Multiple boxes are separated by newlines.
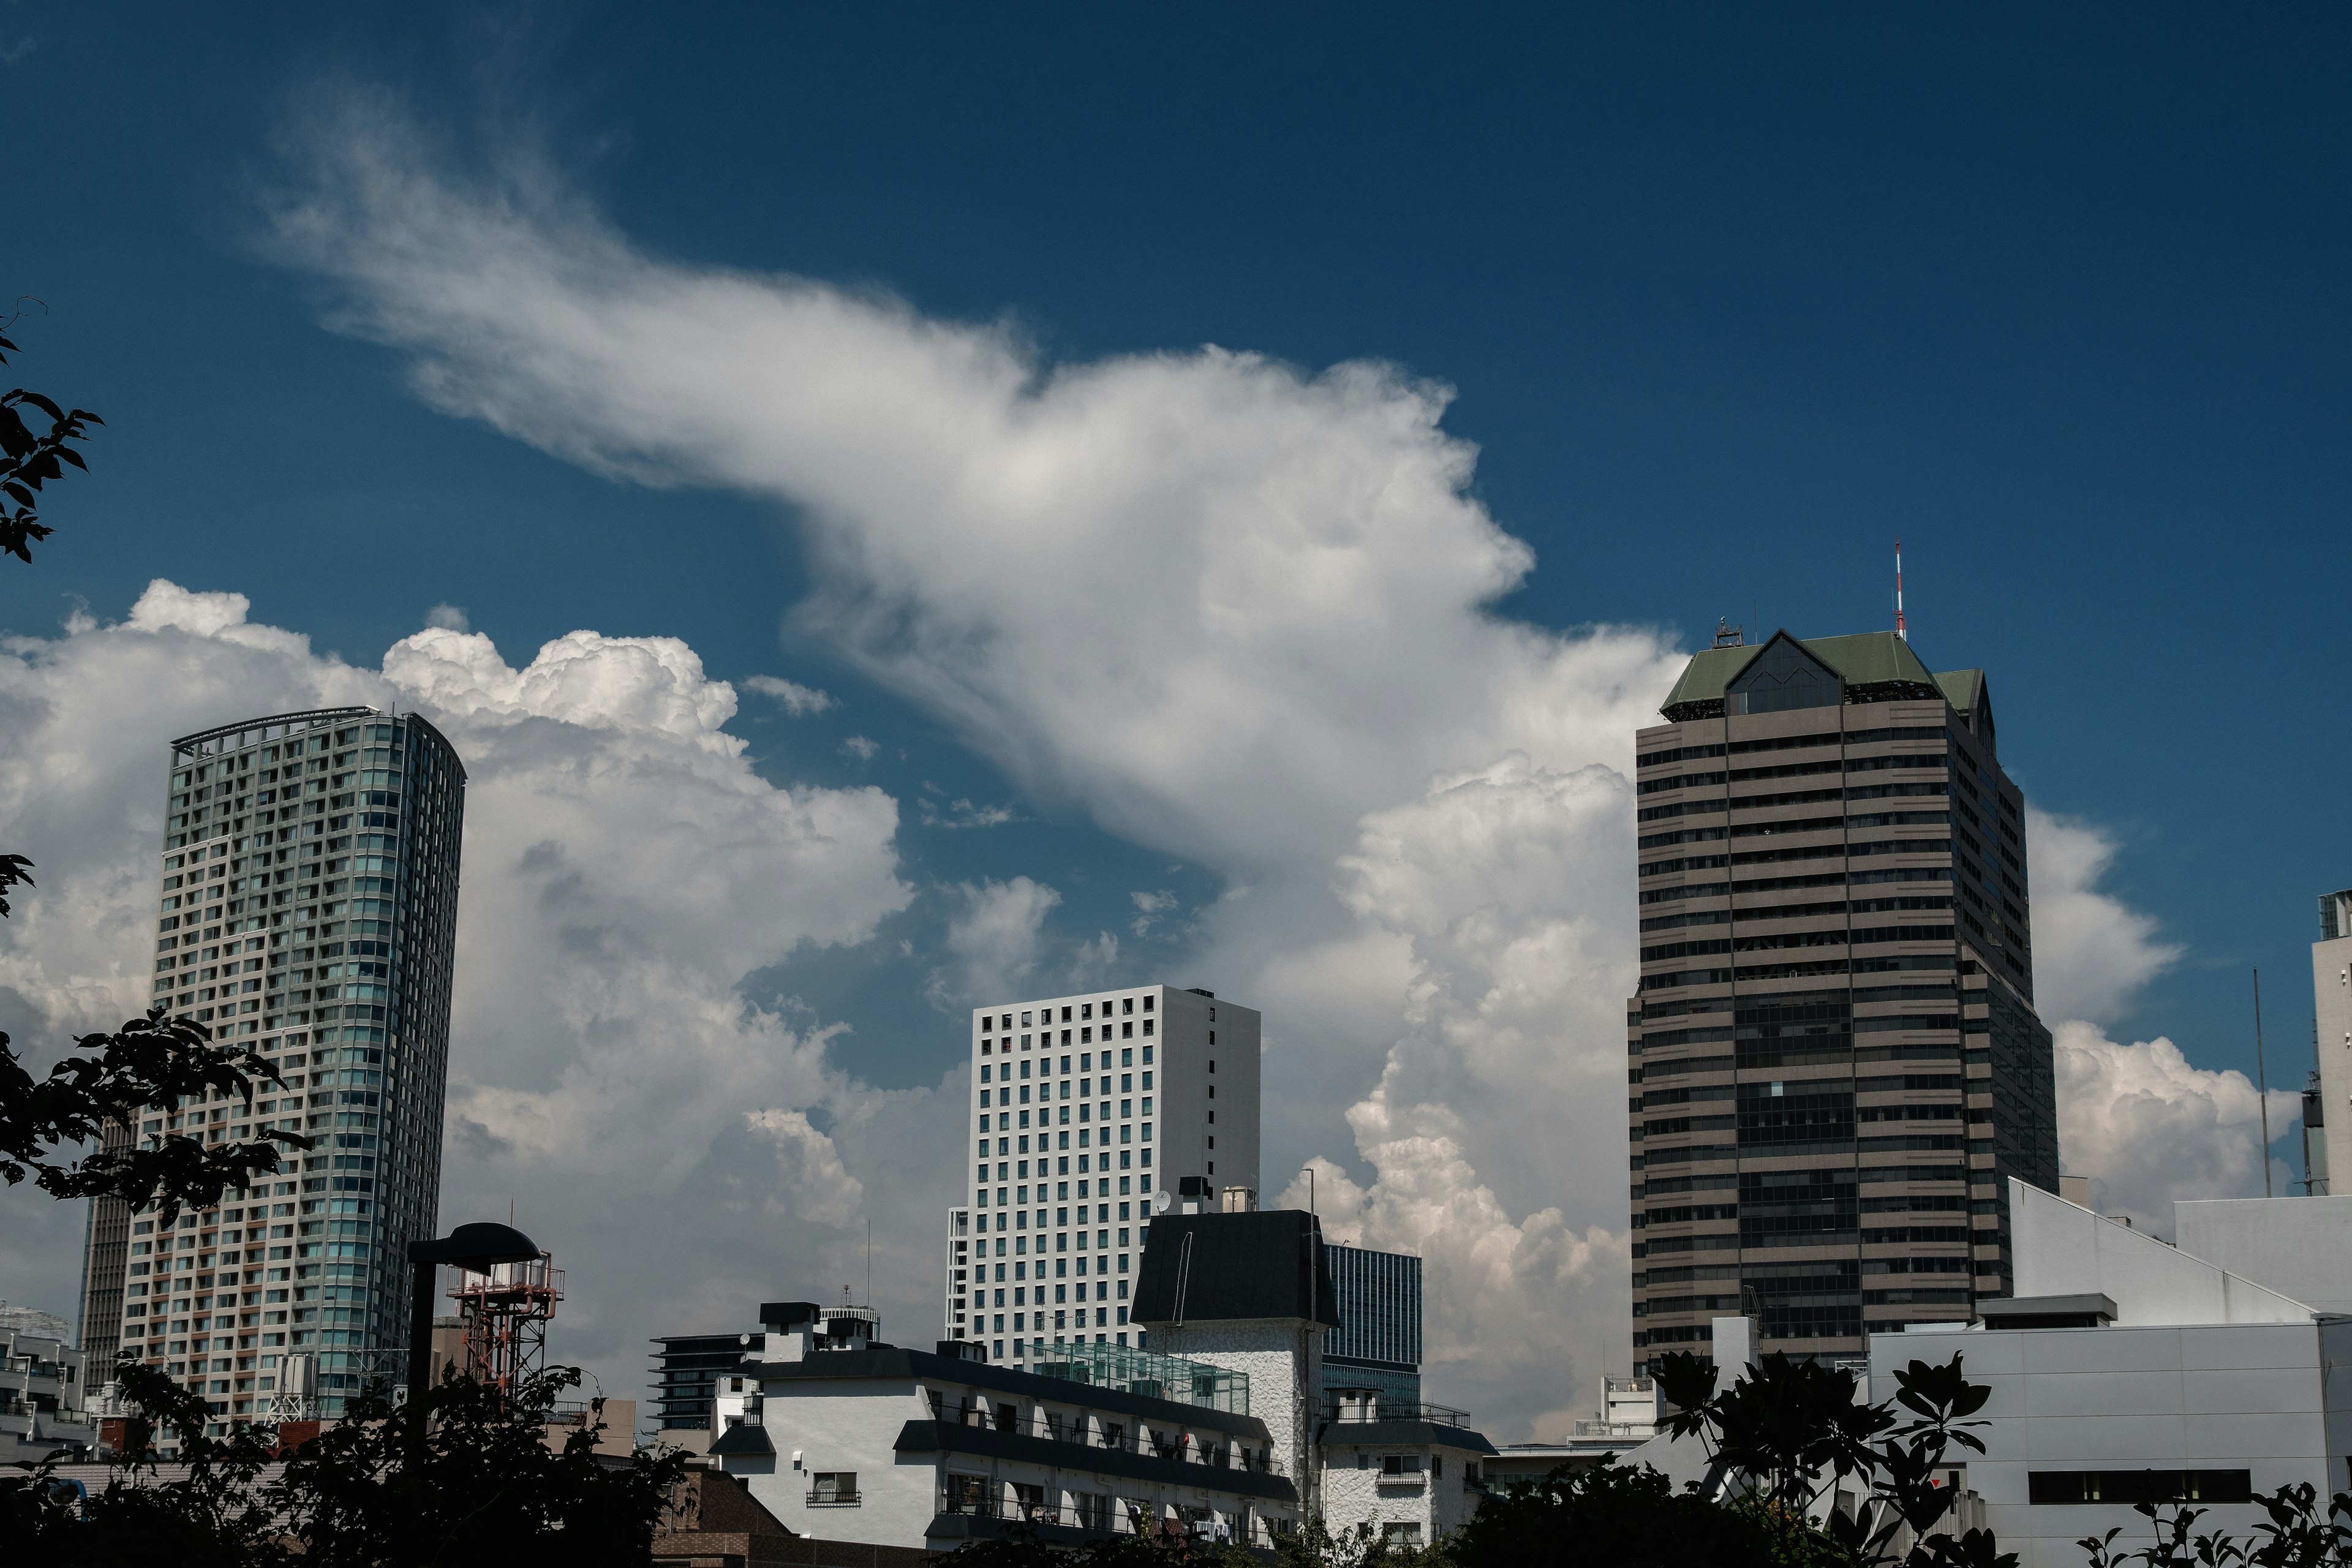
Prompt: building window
<box><xmin>809</xmin><ymin>1471</ymin><xmax>859</xmax><ymax>1505</ymax></box>
<box><xmin>2027</xmin><ymin>1471</ymin><xmax>2252</xmax><ymax>1506</ymax></box>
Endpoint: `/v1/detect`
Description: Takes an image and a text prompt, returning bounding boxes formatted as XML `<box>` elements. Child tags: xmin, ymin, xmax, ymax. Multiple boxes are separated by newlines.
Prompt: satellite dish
<box><xmin>1151</xmin><ymin>1189</ymin><xmax>1174</xmax><ymax>1215</ymax></box>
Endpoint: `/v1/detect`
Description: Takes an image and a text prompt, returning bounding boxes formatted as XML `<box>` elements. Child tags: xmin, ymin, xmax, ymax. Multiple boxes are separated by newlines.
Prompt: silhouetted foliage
<box><xmin>1</xmin><ymin>1006</ymin><xmax>311</xmax><ymax>1223</ymax></box>
<box><xmin>0</xmin><ymin>1362</ymin><xmax>689</xmax><ymax>1564</ymax></box>
<box><xmin>2081</xmin><ymin>1480</ymin><xmax>2352</xmax><ymax>1567</ymax></box>
<box><xmin>1654</xmin><ymin>1350</ymin><xmax>2013</xmax><ymax>1568</ymax></box>
<box><xmin>0</xmin><ymin>311</ymin><xmax>102</xmax><ymax>564</ymax></box>
<box><xmin>1448</xmin><ymin>1460</ymin><xmax>1804</xmax><ymax>1567</ymax></box>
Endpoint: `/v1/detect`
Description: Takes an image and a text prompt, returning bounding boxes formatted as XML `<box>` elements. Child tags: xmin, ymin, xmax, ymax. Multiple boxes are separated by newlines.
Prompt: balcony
<box><xmin>922</xmin><ymin>1396</ymin><xmax>1283</xmax><ymax>1474</ymax></box>
<box><xmin>935</xmin><ymin>1487</ymin><xmax>1273</xmax><ymax>1548</ymax></box>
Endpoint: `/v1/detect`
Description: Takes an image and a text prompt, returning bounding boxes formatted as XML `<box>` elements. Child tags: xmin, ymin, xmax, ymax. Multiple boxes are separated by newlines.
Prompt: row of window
<box><xmin>985</xmin><ymin>996</ymin><xmax>1155</xmax><ymax>1031</ymax></box>
<box><xmin>1636</xmin><ymin>726</ymin><xmax>1951</xmax><ymax>771</ymax></box>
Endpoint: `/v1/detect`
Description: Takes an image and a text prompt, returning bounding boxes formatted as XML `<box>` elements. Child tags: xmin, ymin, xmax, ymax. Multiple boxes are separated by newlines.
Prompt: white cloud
<box><xmin>258</xmin><ymin>108</ymin><xmax>1689</xmax><ymax>1436</ymax></box>
<box><xmin>259</xmin><ymin>110</ymin><xmax>2256</xmax><ymax>1437</ymax></box>
<box><xmin>426</xmin><ymin>603</ymin><xmax>470</xmax><ymax>632</ymax></box>
<box><xmin>0</xmin><ymin>582</ymin><xmax>937</xmax><ymax>1392</ymax></box>
<box><xmin>839</xmin><ymin>736</ymin><xmax>879</xmax><ymax>761</ymax></box>
<box><xmin>929</xmin><ymin>876</ymin><xmax>1061</xmax><ymax>1005</ymax></box>
<box><xmin>1129</xmin><ymin>889</ymin><xmax>1177</xmax><ymax>937</ymax></box>
<box><xmin>744</xmin><ymin>674</ymin><xmax>835</xmax><ymax>715</ymax></box>
<box><xmin>2054</xmin><ymin>1020</ymin><xmax>2299</xmax><ymax>1233</ymax></box>
<box><xmin>919</xmin><ymin>797</ymin><xmax>1015</xmax><ymax>831</ymax></box>
<box><xmin>2022</xmin><ymin>805</ymin><xmax>2182</xmax><ymax>1027</ymax></box>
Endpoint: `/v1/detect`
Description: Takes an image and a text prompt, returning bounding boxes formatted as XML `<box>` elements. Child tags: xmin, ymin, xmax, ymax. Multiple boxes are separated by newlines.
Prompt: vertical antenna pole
<box><xmin>1895</xmin><ymin>537</ymin><xmax>1907</xmax><ymax>641</ymax></box>
<box><xmin>2255</xmin><ymin>967</ymin><xmax>2272</xmax><ymax>1198</ymax></box>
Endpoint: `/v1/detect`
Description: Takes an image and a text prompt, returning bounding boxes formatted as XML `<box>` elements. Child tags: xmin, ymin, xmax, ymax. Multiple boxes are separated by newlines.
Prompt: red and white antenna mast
<box><xmin>1894</xmin><ymin>537</ymin><xmax>1907</xmax><ymax>642</ymax></box>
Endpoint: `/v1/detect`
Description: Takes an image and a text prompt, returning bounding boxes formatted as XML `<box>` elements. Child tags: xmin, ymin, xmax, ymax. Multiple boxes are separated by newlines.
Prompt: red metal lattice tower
<box><xmin>448</xmin><ymin>1251</ymin><xmax>562</xmax><ymax>1396</ymax></box>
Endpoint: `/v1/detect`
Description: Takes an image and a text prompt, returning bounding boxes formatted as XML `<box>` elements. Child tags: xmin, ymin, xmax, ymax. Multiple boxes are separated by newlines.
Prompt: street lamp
<box><xmin>405</xmin><ymin>1221</ymin><xmax>540</xmax><ymax>1452</ymax></box>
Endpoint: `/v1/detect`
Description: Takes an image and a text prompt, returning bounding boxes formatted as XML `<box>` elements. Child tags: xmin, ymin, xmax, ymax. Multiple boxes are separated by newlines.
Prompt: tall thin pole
<box><xmin>1894</xmin><ymin>537</ymin><xmax>1907</xmax><ymax>641</ymax></box>
<box><xmin>2255</xmin><ymin>967</ymin><xmax>2273</xmax><ymax>1198</ymax></box>
<box><xmin>866</xmin><ymin>1218</ymin><xmax>872</xmax><ymax>1305</ymax></box>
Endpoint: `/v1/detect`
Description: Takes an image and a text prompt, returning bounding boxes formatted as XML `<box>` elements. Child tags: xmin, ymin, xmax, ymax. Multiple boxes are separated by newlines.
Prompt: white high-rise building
<box><xmin>2313</xmin><ymin>886</ymin><xmax>2352</xmax><ymax>1196</ymax></box>
<box><xmin>944</xmin><ymin>985</ymin><xmax>1260</xmax><ymax>1368</ymax></box>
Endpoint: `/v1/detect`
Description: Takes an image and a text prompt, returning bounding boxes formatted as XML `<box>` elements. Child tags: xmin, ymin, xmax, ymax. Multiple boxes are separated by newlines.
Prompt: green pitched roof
<box><xmin>1660</xmin><ymin>630</ymin><xmax>1959</xmax><ymax>715</ymax></box>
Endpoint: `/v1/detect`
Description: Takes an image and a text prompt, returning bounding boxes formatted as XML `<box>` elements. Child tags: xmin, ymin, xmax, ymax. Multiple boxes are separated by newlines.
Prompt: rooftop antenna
<box><xmin>2254</xmin><ymin>968</ymin><xmax>2273</xmax><ymax>1198</ymax></box>
<box><xmin>1894</xmin><ymin>537</ymin><xmax>1908</xmax><ymax>641</ymax></box>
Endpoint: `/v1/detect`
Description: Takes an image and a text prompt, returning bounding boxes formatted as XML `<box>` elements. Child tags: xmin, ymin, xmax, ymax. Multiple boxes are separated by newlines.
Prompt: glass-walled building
<box><xmin>1324</xmin><ymin>1242</ymin><xmax>1422</xmax><ymax>1412</ymax></box>
<box><xmin>78</xmin><ymin>706</ymin><xmax>465</xmax><ymax>1425</ymax></box>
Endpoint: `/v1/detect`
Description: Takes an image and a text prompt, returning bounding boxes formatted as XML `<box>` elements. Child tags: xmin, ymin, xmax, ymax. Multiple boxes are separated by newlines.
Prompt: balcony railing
<box><xmin>926</xmin><ymin>1399</ymin><xmax>1282</xmax><ymax>1474</ymax></box>
<box><xmin>937</xmin><ymin>1488</ymin><xmax>1273</xmax><ymax>1545</ymax></box>
<box><xmin>1323</xmin><ymin>1398</ymin><xmax>1471</xmax><ymax>1428</ymax></box>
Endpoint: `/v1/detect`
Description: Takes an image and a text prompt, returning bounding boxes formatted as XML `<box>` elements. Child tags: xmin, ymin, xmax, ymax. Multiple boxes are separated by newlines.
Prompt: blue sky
<box><xmin>2</xmin><ymin>4</ymin><xmax>2346</xmax><ymax>1427</ymax></box>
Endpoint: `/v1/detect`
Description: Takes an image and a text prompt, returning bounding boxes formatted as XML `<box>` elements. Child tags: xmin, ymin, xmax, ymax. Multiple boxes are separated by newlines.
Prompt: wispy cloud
<box><xmin>744</xmin><ymin>674</ymin><xmax>835</xmax><ymax>715</ymax></box>
<box><xmin>920</xmin><ymin>797</ymin><xmax>1016</xmax><ymax>831</ymax></box>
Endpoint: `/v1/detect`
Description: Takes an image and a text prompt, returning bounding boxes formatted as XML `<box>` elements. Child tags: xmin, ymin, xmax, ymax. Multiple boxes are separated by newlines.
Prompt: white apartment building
<box><xmin>709</xmin><ymin>1302</ymin><xmax>1298</xmax><ymax>1552</ymax></box>
<box><xmin>946</xmin><ymin>986</ymin><xmax>1261</xmax><ymax>1368</ymax></box>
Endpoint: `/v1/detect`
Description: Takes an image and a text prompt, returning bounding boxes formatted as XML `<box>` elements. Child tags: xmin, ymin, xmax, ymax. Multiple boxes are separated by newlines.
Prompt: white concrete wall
<box><xmin>2316</xmin><ymin>931</ymin><xmax>2352</xmax><ymax>1197</ymax></box>
<box><xmin>1148</xmin><ymin>1319</ymin><xmax>1321</xmax><ymax>1512</ymax></box>
<box><xmin>2010</xmin><ymin>1179</ymin><xmax>2310</xmax><ymax>1324</ymax></box>
<box><xmin>1317</xmin><ymin>1441</ymin><xmax>1484</xmax><ymax>1547</ymax></box>
<box><xmin>726</xmin><ymin>1374</ymin><xmax>942</xmax><ymax>1549</ymax></box>
<box><xmin>1871</xmin><ymin>1322</ymin><xmax>2331</xmax><ymax>1568</ymax></box>
<box><xmin>2174</xmin><ymin>1197</ymin><xmax>2352</xmax><ymax>1315</ymax></box>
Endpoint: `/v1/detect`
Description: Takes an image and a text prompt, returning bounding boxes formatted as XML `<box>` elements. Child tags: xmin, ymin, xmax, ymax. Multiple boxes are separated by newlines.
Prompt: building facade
<box><xmin>1324</xmin><ymin>1243</ymin><xmax>1423</xmax><ymax>1411</ymax></box>
<box><xmin>1</xmin><ymin>1321</ymin><xmax>94</xmax><ymax>1463</ymax></box>
<box><xmin>951</xmin><ymin>986</ymin><xmax>1260</xmax><ymax>1369</ymax></box>
<box><xmin>2312</xmin><ymin>888</ymin><xmax>2352</xmax><ymax>1196</ymax></box>
<box><xmin>650</xmin><ymin>1329</ymin><xmax>763</xmax><ymax>1433</ymax></box>
<box><xmin>1868</xmin><ymin>1180</ymin><xmax>2352</xmax><ymax>1568</ymax></box>
<box><xmin>710</xmin><ymin>1305</ymin><xmax>1298</xmax><ymax>1553</ymax></box>
<box><xmin>78</xmin><ymin>706</ymin><xmax>466</xmax><ymax>1423</ymax></box>
<box><xmin>1629</xmin><ymin>630</ymin><xmax>2059</xmax><ymax>1371</ymax></box>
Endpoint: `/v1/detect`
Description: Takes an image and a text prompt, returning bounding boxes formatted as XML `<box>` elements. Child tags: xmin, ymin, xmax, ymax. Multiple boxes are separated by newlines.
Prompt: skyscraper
<box><xmin>948</xmin><ymin>985</ymin><xmax>1260</xmax><ymax>1368</ymax></box>
<box><xmin>79</xmin><ymin>706</ymin><xmax>465</xmax><ymax>1423</ymax></box>
<box><xmin>1627</xmin><ymin>630</ymin><xmax>2057</xmax><ymax>1370</ymax></box>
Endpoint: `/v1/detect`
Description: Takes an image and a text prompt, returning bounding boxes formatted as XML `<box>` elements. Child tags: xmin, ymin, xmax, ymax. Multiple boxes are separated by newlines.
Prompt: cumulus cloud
<box><xmin>2023</xmin><ymin>805</ymin><xmax>2182</xmax><ymax>1027</ymax></box>
<box><xmin>839</xmin><ymin>736</ymin><xmax>879</xmax><ymax>761</ymax></box>
<box><xmin>2054</xmin><ymin>1020</ymin><xmax>2298</xmax><ymax>1232</ymax></box>
<box><xmin>230</xmin><ymin>100</ymin><xmax>2251</xmax><ymax>1434</ymax></box>
<box><xmin>425</xmin><ymin>603</ymin><xmax>469</xmax><ymax>631</ymax></box>
<box><xmin>0</xmin><ymin>582</ymin><xmax>941</xmax><ymax>1387</ymax></box>
<box><xmin>929</xmin><ymin>876</ymin><xmax>1061</xmax><ymax>1005</ymax></box>
<box><xmin>744</xmin><ymin>674</ymin><xmax>834</xmax><ymax>715</ymax></box>
<box><xmin>256</xmin><ymin>104</ymin><xmax>1695</xmax><ymax>1435</ymax></box>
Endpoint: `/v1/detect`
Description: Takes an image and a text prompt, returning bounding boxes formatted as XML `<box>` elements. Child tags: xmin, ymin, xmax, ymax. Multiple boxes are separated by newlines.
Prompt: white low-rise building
<box><xmin>710</xmin><ymin>1302</ymin><xmax>1299</xmax><ymax>1553</ymax></box>
<box><xmin>1319</xmin><ymin>1397</ymin><xmax>1496</xmax><ymax>1549</ymax></box>
<box><xmin>1868</xmin><ymin>1180</ymin><xmax>2352</xmax><ymax>1568</ymax></box>
<box><xmin>1</xmin><ymin>1321</ymin><xmax>95</xmax><ymax>1463</ymax></box>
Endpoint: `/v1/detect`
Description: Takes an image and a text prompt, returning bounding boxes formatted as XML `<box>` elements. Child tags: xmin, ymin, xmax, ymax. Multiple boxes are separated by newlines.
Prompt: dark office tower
<box><xmin>78</xmin><ymin>707</ymin><xmax>465</xmax><ymax>1425</ymax></box>
<box><xmin>1627</xmin><ymin>631</ymin><xmax>2056</xmax><ymax>1373</ymax></box>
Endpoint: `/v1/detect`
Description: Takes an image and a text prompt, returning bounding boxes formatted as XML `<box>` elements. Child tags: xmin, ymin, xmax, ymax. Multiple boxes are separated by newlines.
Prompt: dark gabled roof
<box><xmin>1662</xmin><ymin>630</ymin><xmax>1945</xmax><ymax>710</ymax></box>
<box><xmin>1318</xmin><ymin>1419</ymin><xmax>1500</xmax><ymax>1457</ymax></box>
<box><xmin>708</xmin><ymin>1420</ymin><xmax>775</xmax><ymax>1457</ymax></box>
<box><xmin>1130</xmin><ymin>1212</ymin><xmax>1341</xmax><ymax>1330</ymax></box>
<box><xmin>735</xmin><ymin>1344</ymin><xmax>1272</xmax><ymax>1440</ymax></box>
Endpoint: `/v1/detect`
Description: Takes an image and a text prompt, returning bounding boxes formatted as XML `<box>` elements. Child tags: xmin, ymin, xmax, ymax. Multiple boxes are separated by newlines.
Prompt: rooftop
<box><xmin>1129</xmin><ymin>1211</ymin><xmax>1341</xmax><ymax>1330</ymax></box>
<box><xmin>1657</xmin><ymin>630</ymin><xmax>1985</xmax><ymax>726</ymax></box>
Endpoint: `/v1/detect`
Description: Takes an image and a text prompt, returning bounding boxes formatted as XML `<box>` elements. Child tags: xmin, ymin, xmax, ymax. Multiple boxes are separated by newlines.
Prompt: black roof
<box><xmin>709</xmin><ymin>1421</ymin><xmax>775</xmax><ymax>1457</ymax></box>
<box><xmin>1319</xmin><ymin>1419</ymin><xmax>1499</xmax><ymax>1456</ymax></box>
<box><xmin>1130</xmin><ymin>1212</ymin><xmax>1341</xmax><ymax>1330</ymax></box>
